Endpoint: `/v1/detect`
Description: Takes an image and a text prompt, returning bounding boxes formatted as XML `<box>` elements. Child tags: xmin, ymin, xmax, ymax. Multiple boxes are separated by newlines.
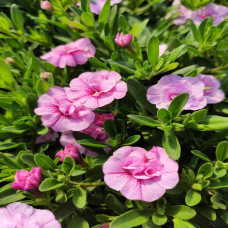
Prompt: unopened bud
<box><xmin>40</xmin><ymin>1</ymin><xmax>53</xmax><ymax>11</ymax></box>
<box><xmin>5</xmin><ymin>57</ymin><xmax>15</xmax><ymax>65</ymax></box>
<box><xmin>40</xmin><ymin>72</ymin><xmax>51</xmax><ymax>80</ymax></box>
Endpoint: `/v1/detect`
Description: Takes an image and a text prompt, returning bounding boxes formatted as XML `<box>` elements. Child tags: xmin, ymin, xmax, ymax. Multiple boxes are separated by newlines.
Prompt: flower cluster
<box><xmin>172</xmin><ymin>0</ymin><xmax>228</xmax><ymax>25</ymax></box>
<box><xmin>0</xmin><ymin>202</ymin><xmax>61</xmax><ymax>227</ymax></box>
<box><xmin>147</xmin><ymin>74</ymin><xmax>224</xmax><ymax>110</ymax></box>
<box><xmin>103</xmin><ymin>146</ymin><xmax>179</xmax><ymax>202</ymax></box>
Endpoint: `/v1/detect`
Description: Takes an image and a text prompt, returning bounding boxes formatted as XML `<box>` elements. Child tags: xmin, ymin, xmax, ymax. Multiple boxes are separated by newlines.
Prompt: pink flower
<box><xmin>98</xmin><ymin>225</ymin><xmax>109</xmax><ymax>228</ymax></box>
<box><xmin>197</xmin><ymin>74</ymin><xmax>225</xmax><ymax>104</ymax></box>
<box><xmin>77</xmin><ymin>0</ymin><xmax>122</xmax><ymax>14</ymax></box>
<box><xmin>191</xmin><ymin>3</ymin><xmax>228</xmax><ymax>26</ymax></box>
<box><xmin>34</xmin><ymin>86</ymin><xmax>95</xmax><ymax>132</ymax></box>
<box><xmin>40</xmin><ymin>1</ymin><xmax>53</xmax><ymax>11</ymax></box>
<box><xmin>170</xmin><ymin>0</ymin><xmax>193</xmax><ymax>25</ymax></box>
<box><xmin>36</xmin><ymin>128</ymin><xmax>58</xmax><ymax>144</ymax></box>
<box><xmin>94</xmin><ymin>112</ymin><xmax>114</xmax><ymax>127</ymax></box>
<box><xmin>67</xmin><ymin>70</ymin><xmax>127</xmax><ymax>109</ymax></box>
<box><xmin>103</xmin><ymin>146</ymin><xmax>179</xmax><ymax>202</ymax></box>
<box><xmin>56</xmin><ymin>144</ymin><xmax>80</xmax><ymax>162</ymax></box>
<box><xmin>11</xmin><ymin>167</ymin><xmax>41</xmax><ymax>193</ymax></box>
<box><xmin>41</xmin><ymin>38</ymin><xmax>95</xmax><ymax>68</ymax></box>
<box><xmin>159</xmin><ymin>44</ymin><xmax>167</xmax><ymax>57</ymax></box>
<box><xmin>114</xmin><ymin>32</ymin><xmax>132</xmax><ymax>48</ymax></box>
<box><xmin>146</xmin><ymin>75</ymin><xmax>207</xmax><ymax>110</ymax></box>
<box><xmin>0</xmin><ymin>202</ymin><xmax>61</xmax><ymax>228</ymax></box>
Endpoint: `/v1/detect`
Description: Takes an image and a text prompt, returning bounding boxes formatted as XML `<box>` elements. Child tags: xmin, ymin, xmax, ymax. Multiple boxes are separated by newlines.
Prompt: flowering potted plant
<box><xmin>0</xmin><ymin>0</ymin><xmax>228</xmax><ymax>227</ymax></box>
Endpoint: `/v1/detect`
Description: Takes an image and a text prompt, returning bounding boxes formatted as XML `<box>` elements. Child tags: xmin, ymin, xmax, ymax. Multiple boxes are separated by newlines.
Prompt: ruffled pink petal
<box><xmin>206</xmin><ymin>89</ymin><xmax>225</xmax><ymax>104</ymax></box>
<box><xmin>159</xmin><ymin>172</ymin><xmax>179</xmax><ymax>189</ymax></box>
<box><xmin>6</xmin><ymin>202</ymin><xmax>34</xmax><ymax>217</ymax></box>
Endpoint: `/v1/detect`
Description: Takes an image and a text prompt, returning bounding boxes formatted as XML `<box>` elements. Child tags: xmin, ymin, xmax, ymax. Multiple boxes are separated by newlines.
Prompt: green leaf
<box><xmin>0</xmin><ymin>152</ymin><xmax>24</xmax><ymax>169</ymax></box>
<box><xmin>36</xmin><ymin>79</ymin><xmax>49</xmax><ymax>96</ymax></box>
<box><xmin>189</xmin><ymin>22</ymin><xmax>202</xmax><ymax>43</ymax></box>
<box><xmin>81</xmin><ymin>12</ymin><xmax>95</xmax><ymax>27</ymax></box>
<box><xmin>167</xmin><ymin>45</ymin><xmax>185</xmax><ymax>64</ymax></box>
<box><xmin>10</xmin><ymin>4</ymin><xmax>24</xmax><ymax>31</ymax></box>
<box><xmin>206</xmin><ymin>176</ymin><xmax>228</xmax><ymax>189</ymax></box>
<box><xmin>68</xmin><ymin>216</ymin><xmax>89</xmax><ymax>228</ymax></box>
<box><xmin>55</xmin><ymin>190</ymin><xmax>67</xmax><ymax>204</ymax></box>
<box><xmin>72</xmin><ymin>187</ymin><xmax>87</xmax><ymax>209</ymax></box>
<box><xmin>21</xmin><ymin>154</ymin><xmax>36</xmax><ymax>166</ymax></box>
<box><xmin>162</xmin><ymin>130</ymin><xmax>181</xmax><ymax>160</ymax></box>
<box><xmin>217</xmin><ymin>210</ymin><xmax>228</xmax><ymax>225</ymax></box>
<box><xmin>197</xmin><ymin>162</ymin><xmax>213</xmax><ymax>180</ymax></box>
<box><xmin>34</xmin><ymin>154</ymin><xmax>57</xmax><ymax>171</ymax></box>
<box><xmin>127</xmin><ymin>79</ymin><xmax>157</xmax><ymax>114</ymax></box>
<box><xmin>216</xmin><ymin>141</ymin><xmax>228</xmax><ymax>162</ymax></box>
<box><xmin>122</xmin><ymin>135</ymin><xmax>141</xmax><ymax>146</ymax></box>
<box><xmin>128</xmin><ymin>115</ymin><xmax>160</xmax><ymax>127</ymax></box>
<box><xmin>198</xmin><ymin>206</ymin><xmax>216</xmax><ymax>221</ymax></box>
<box><xmin>191</xmin><ymin>150</ymin><xmax>211</xmax><ymax>162</ymax></box>
<box><xmin>157</xmin><ymin>62</ymin><xmax>179</xmax><ymax>74</ymax></box>
<box><xmin>166</xmin><ymin>205</ymin><xmax>196</xmax><ymax>220</ymax></box>
<box><xmin>0</xmin><ymin>143</ymin><xmax>21</xmax><ymax>151</ymax></box>
<box><xmin>98</xmin><ymin>0</ymin><xmax>110</xmax><ymax>31</ymax></box>
<box><xmin>191</xmin><ymin>109</ymin><xmax>207</xmax><ymax>123</ymax></box>
<box><xmin>168</xmin><ymin>93</ymin><xmax>189</xmax><ymax>119</ymax></box>
<box><xmin>147</xmin><ymin>36</ymin><xmax>159</xmax><ymax>68</ymax></box>
<box><xmin>105</xmin><ymin>194</ymin><xmax>124</xmax><ymax>214</ymax></box>
<box><xmin>0</xmin><ymin>192</ymin><xmax>25</xmax><ymax>206</ymax></box>
<box><xmin>89</xmin><ymin>57</ymin><xmax>110</xmax><ymax>70</ymax></box>
<box><xmin>152</xmin><ymin>213</ymin><xmax>167</xmax><ymax>226</ymax></box>
<box><xmin>211</xmin><ymin>194</ymin><xmax>226</xmax><ymax>210</ymax></box>
<box><xmin>157</xmin><ymin>108</ymin><xmax>171</xmax><ymax>123</ymax></box>
<box><xmin>39</xmin><ymin>178</ymin><xmax>65</xmax><ymax>191</ymax></box>
<box><xmin>76</xmin><ymin>139</ymin><xmax>111</xmax><ymax>148</ymax></box>
<box><xmin>0</xmin><ymin>59</ymin><xmax>16</xmax><ymax>91</ymax></box>
<box><xmin>110</xmin><ymin>209</ymin><xmax>151</xmax><ymax>228</ymax></box>
<box><xmin>62</xmin><ymin>156</ymin><xmax>75</xmax><ymax>176</ymax></box>
<box><xmin>104</xmin><ymin>120</ymin><xmax>117</xmax><ymax>137</ymax></box>
<box><xmin>185</xmin><ymin>189</ymin><xmax>201</xmax><ymax>206</ymax></box>
<box><xmin>173</xmin><ymin>219</ymin><xmax>196</xmax><ymax>228</ymax></box>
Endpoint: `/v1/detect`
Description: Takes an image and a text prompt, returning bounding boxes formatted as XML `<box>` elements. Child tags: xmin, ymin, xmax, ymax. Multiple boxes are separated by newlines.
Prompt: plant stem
<box><xmin>67</xmin><ymin>181</ymin><xmax>106</xmax><ymax>188</ymax></box>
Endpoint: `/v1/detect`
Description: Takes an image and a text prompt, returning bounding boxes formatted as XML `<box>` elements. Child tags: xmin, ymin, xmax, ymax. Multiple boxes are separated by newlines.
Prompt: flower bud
<box><xmin>11</xmin><ymin>167</ymin><xmax>42</xmax><ymax>193</ymax></box>
<box><xmin>98</xmin><ymin>225</ymin><xmax>109</xmax><ymax>228</ymax></box>
<box><xmin>56</xmin><ymin>144</ymin><xmax>80</xmax><ymax>162</ymax></box>
<box><xmin>114</xmin><ymin>32</ymin><xmax>132</xmax><ymax>48</ymax></box>
<box><xmin>40</xmin><ymin>72</ymin><xmax>51</xmax><ymax>80</ymax></box>
<box><xmin>40</xmin><ymin>1</ymin><xmax>53</xmax><ymax>11</ymax></box>
<box><xmin>5</xmin><ymin>57</ymin><xmax>15</xmax><ymax>65</ymax></box>
<box><xmin>94</xmin><ymin>113</ymin><xmax>114</xmax><ymax>127</ymax></box>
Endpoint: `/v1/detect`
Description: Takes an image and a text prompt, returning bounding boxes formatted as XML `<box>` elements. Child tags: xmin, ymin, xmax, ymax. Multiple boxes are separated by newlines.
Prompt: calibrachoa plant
<box><xmin>0</xmin><ymin>0</ymin><xmax>228</xmax><ymax>227</ymax></box>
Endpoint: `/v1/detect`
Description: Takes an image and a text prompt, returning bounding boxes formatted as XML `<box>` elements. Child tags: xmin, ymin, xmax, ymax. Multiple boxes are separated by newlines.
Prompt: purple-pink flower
<box><xmin>103</xmin><ymin>146</ymin><xmax>179</xmax><ymax>202</ymax></box>
<box><xmin>197</xmin><ymin>74</ymin><xmax>225</xmax><ymax>104</ymax></box>
<box><xmin>146</xmin><ymin>74</ymin><xmax>207</xmax><ymax>110</ymax></box>
<box><xmin>191</xmin><ymin>3</ymin><xmax>228</xmax><ymax>26</ymax></box>
<box><xmin>94</xmin><ymin>112</ymin><xmax>114</xmax><ymax>127</ymax></box>
<box><xmin>0</xmin><ymin>202</ymin><xmax>61</xmax><ymax>228</ymax></box>
<box><xmin>67</xmin><ymin>70</ymin><xmax>127</xmax><ymax>109</ymax></box>
<box><xmin>56</xmin><ymin>144</ymin><xmax>80</xmax><ymax>162</ymax></box>
<box><xmin>41</xmin><ymin>38</ymin><xmax>95</xmax><ymax>68</ymax></box>
<box><xmin>34</xmin><ymin>86</ymin><xmax>95</xmax><ymax>132</ymax></box>
<box><xmin>11</xmin><ymin>167</ymin><xmax>41</xmax><ymax>193</ymax></box>
<box><xmin>40</xmin><ymin>0</ymin><xmax>53</xmax><ymax>11</ymax></box>
<box><xmin>36</xmin><ymin>128</ymin><xmax>58</xmax><ymax>144</ymax></box>
<box><xmin>114</xmin><ymin>32</ymin><xmax>132</xmax><ymax>48</ymax></box>
<box><xmin>77</xmin><ymin>0</ymin><xmax>122</xmax><ymax>15</ymax></box>
<box><xmin>159</xmin><ymin>44</ymin><xmax>168</xmax><ymax>57</ymax></box>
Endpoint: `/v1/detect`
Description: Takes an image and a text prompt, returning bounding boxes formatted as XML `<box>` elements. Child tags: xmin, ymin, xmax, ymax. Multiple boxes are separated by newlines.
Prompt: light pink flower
<box><xmin>159</xmin><ymin>44</ymin><xmax>168</xmax><ymax>57</ymax></box>
<box><xmin>36</xmin><ymin>128</ymin><xmax>58</xmax><ymax>144</ymax></box>
<box><xmin>103</xmin><ymin>146</ymin><xmax>179</xmax><ymax>202</ymax></box>
<box><xmin>67</xmin><ymin>70</ymin><xmax>127</xmax><ymax>109</ymax></box>
<box><xmin>11</xmin><ymin>167</ymin><xmax>41</xmax><ymax>193</ymax></box>
<box><xmin>77</xmin><ymin>0</ymin><xmax>122</xmax><ymax>15</ymax></box>
<box><xmin>94</xmin><ymin>112</ymin><xmax>114</xmax><ymax>127</ymax></box>
<box><xmin>34</xmin><ymin>86</ymin><xmax>95</xmax><ymax>132</ymax></box>
<box><xmin>0</xmin><ymin>202</ymin><xmax>61</xmax><ymax>228</ymax></box>
<box><xmin>41</xmin><ymin>38</ymin><xmax>95</xmax><ymax>68</ymax></box>
<box><xmin>40</xmin><ymin>1</ymin><xmax>53</xmax><ymax>11</ymax></box>
<box><xmin>197</xmin><ymin>74</ymin><xmax>225</xmax><ymax>104</ymax></box>
<box><xmin>171</xmin><ymin>0</ymin><xmax>193</xmax><ymax>25</ymax></box>
<box><xmin>114</xmin><ymin>32</ymin><xmax>132</xmax><ymax>48</ymax></box>
<box><xmin>56</xmin><ymin>144</ymin><xmax>80</xmax><ymax>162</ymax></box>
<box><xmin>146</xmin><ymin>75</ymin><xmax>207</xmax><ymax>110</ymax></box>
<box><xmin>191</xmin><ymin>3</ymin><xmax>228</xmax><ymax>26</ymax></box>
